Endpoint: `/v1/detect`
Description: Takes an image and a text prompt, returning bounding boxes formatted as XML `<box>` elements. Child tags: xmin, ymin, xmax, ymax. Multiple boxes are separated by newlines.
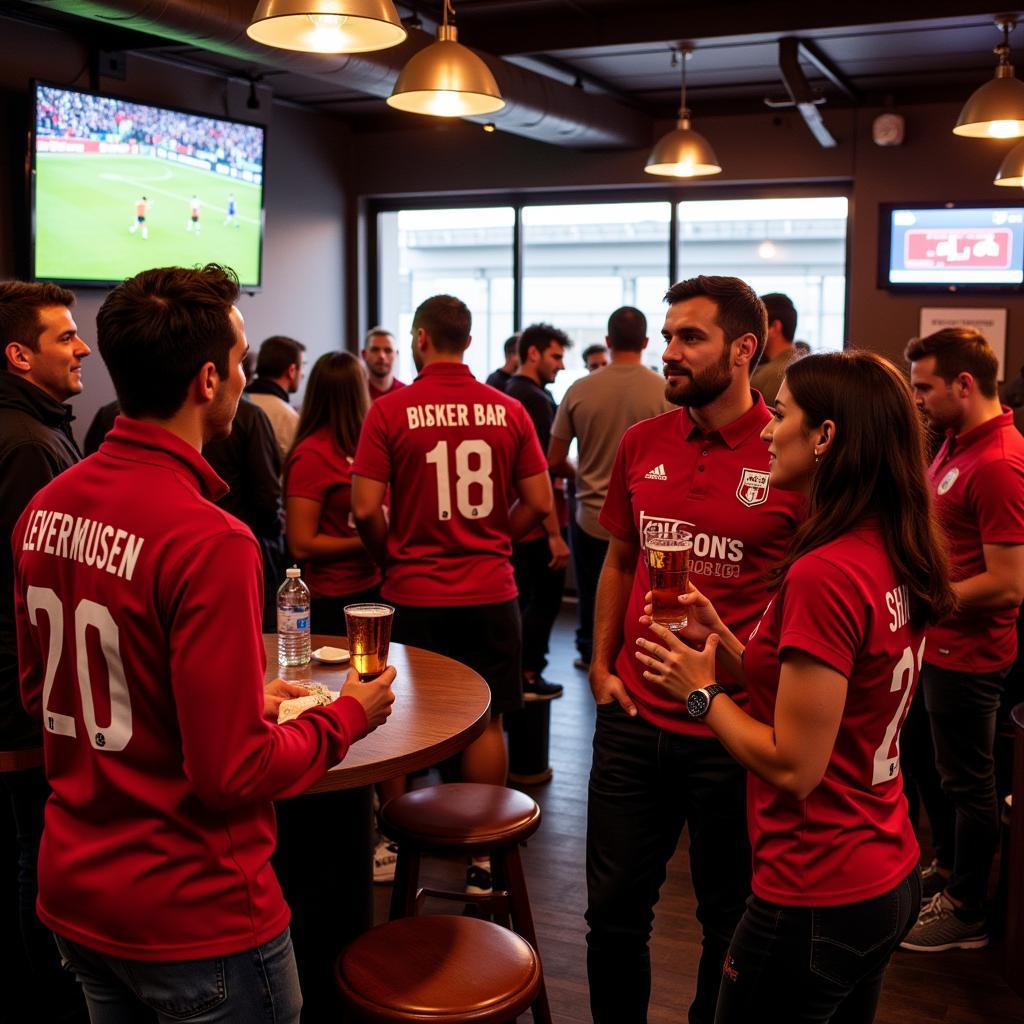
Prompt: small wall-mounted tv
<box><xmin>878</xmin><ymin>201</ymin><xmax>1024</xmax><ymax>292</ymax></box>
<box><xmin>30</xmin><ymin>82</ymin><xmax>266</xmax><ymax>289</ymax></box>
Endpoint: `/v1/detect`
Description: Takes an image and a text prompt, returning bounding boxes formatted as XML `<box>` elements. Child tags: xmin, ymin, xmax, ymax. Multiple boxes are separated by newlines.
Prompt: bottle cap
<box><xmin>286</xmin><ymin>567</ymin><xmax>301</xmax><ymax>578</ymax></box>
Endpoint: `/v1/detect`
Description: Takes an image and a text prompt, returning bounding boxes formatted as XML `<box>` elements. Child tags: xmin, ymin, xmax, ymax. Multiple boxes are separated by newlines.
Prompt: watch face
<box><xmin>687</xmin><ymin>689</ymin><xmax>710</xmax><ymax>717</ymax></box>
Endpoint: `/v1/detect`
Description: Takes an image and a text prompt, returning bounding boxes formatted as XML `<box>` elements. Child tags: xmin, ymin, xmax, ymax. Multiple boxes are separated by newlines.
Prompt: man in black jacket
<box><xmin>0</xmin><ymin>280</ymin><xmax>89</xmax><ymax>1021</ymax></box>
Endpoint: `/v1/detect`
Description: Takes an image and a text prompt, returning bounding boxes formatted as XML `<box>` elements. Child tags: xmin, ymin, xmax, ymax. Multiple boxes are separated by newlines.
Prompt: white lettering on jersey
<box><xmin>886</xmin><ymin>584</ymin><xmax>910</xmax><ymax>633</ymax></box>
<box><xmin>21</xmin><ymin>510</ymin><xmax>145</xmax><ymax>582</ymax></box>
<box><xmin>639</xmin><ymin>512</ymin><xmax>745</xmax><ymax>576</ymax></box>
<box><xmin>406</xmin><ymin>403</ymin><xmax>507</xmax><ymax>431</ymax></box>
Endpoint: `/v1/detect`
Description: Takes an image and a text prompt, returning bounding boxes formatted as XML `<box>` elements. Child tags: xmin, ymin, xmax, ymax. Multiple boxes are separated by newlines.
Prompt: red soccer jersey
<box><xmin>599</xmin><ymin>399</ymin><xmax>802</xmax><ymax>736</ymax></box>
<box><xmin>284</xmin><ymin>428</ymin><xmax>381</xmax><ymax>599</ymax></box>
<box><xmin>352</xmin><ymin>362</ymin><xmax>547</xmax><ymax>606</ymax></box>
<box><xmin>742</xmin><ymin>523</ymin><xmax>922</xmax><ymax>906</ymax></box>
<box><xmin>368</xmin><ymin>378</ymin><xmax>406</xmax><ymax>403</ymax></box>
<box><xmin>14</xmin><ymin>419</ymin><xmax>370</xmax><ymax>961</ymax></box>
<box><xmin>926</xmin><ymin>409</ymin><xmax>1024</xmax><ymax>673</ymax></box>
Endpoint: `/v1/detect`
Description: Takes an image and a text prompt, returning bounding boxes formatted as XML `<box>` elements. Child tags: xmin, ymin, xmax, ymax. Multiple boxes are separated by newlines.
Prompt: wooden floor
<box><xmin>375</xmin><ymin>603</ymin><xmax>1024</xmax><ymax>1024</ymax></box>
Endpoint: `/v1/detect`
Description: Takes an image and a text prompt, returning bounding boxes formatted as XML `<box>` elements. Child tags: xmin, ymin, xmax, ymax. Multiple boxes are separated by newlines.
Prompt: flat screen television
<box><xmin>30</xmin><ymin>82</ymin><xmax>266</xmax><ymax>289</ymax></box>
<box><xmin>878</xmin><ymin>202</ymin><xmax>1024</xmax><ymax>291</ymax></box>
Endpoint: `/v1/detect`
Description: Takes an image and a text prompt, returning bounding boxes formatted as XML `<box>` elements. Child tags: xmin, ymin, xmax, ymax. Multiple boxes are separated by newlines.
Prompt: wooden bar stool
<box><xmin>380</xmin><ymin>783</ymin><xmax>551</xmax><ymax>1024</ymax></box>
<box><xmin>336</xmin><ymin>914</ymin><xmax>541</xmax><ymax>1023</ymax></box>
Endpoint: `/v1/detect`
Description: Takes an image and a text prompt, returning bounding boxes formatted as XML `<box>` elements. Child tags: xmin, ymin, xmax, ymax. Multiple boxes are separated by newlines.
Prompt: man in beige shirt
<box><xmin>548</xmin><ymin>306</ymin><xmax>671</xmax><ymax>669</ymax></box>
<box><xmin>749</xmin><ymin>292</ymin><xmax>798</xmax><ymax>404</ymax></box>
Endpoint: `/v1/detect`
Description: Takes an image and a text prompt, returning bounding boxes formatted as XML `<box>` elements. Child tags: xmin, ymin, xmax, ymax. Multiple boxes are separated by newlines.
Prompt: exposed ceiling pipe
<box><xmin>22</xmin><ymin>0</ymin><xmax>652</xmax><ymax>148</ymax></box>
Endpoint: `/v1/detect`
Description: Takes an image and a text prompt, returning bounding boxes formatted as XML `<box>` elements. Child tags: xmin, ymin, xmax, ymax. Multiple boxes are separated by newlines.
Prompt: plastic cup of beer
<box><xmin>343</xmin><ymin>603</ymin><xmax>394</xmax><ymax>681</ymax></box>
<box><xmin>644</xmin><ymin>525</ymin><xmax>693</xmax><ymax>633</ymax></box>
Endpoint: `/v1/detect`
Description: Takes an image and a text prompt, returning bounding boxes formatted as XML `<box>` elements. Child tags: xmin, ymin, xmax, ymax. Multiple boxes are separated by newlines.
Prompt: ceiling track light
<box><xmin>644</xmin><ymin>44</ymin><xmax>722</xmax><ymax>178</ymax></box>
<box><xmin>246</xmin><ymin>0</ymin><xmax>407</xmax><ymax>54</ymax></box>
<box><xmin>954</xmin><ymin>15</ymin><xmax>1024</xmax><ymax>138</ymax></box>
<box><xmin>387</xmin><ymin>0</ymin><xmax>505</xmax><ymax>118</ymax></box>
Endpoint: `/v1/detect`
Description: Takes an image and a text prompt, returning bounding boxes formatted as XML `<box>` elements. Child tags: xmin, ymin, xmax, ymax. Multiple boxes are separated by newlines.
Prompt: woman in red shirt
<box><xmin>284</xmin><ymin>352</ymin><xmax>381</xmax><ymax>633</ymax></box>
<box><xmin>635</xmin><ymin>351</ymin><xmax>955</xmax><ymax>1023</ymax></box>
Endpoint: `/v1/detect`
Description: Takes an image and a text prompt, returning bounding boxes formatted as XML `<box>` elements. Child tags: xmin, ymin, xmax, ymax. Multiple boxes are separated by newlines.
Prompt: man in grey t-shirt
<box><xmin>548</xmin><ymin>306</ymin><xmax>671</xmax><ymax>669</ymax></box>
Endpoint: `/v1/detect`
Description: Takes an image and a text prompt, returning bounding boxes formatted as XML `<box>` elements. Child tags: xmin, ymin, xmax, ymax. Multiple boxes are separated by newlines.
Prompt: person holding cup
<box><xmin>634</xmin><ymin>351</ymin><xmax>956</xmax><ymax>1022</ymax></box>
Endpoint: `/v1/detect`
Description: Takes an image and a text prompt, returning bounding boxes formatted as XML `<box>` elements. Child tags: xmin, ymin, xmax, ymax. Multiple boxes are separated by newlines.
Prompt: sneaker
<box><xmin>899</xmin><ymin>892</ymin><xmax>989</xmax><ymax>952</ymax></box>
<box><xmin>920</xmin><ymin>858</ymin><xmax>950</xmax><ymax>902</ymax></box>
<box><xmin>573</xmin><ymin>658</ymin><xmax>590</xmax><ymax>671</ymax></box>
<box><xmin>465</xmin><ymin>864</ymin><xmax>493</xmax><ymax>896</ymax></box>
<box><xmin>373</xmin><ymin>840</ymin><xmax>398</xmax><ymax>884</ymax></box>
<box><xmin>523</xmin><ymin>675</ymin><xmax>563</xmax><ymax>701</ymax></box>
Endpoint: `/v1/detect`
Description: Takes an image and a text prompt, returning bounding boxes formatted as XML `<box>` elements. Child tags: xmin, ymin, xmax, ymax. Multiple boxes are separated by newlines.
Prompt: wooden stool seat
<box><xmin>381</xmin><ymin>783</ymin><xmax>541</xmax><ymax>850</ymax></box>
<box><xmin>336</xmin><ymin>915</ymin><xmax>541</xmax><ymax>1023</ymax></box>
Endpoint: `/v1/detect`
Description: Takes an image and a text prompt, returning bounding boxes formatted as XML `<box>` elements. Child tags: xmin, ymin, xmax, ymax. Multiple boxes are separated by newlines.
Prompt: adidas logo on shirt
<box><xmin>644</xmin><ymin>464</ymin><xmax>668</xmax><ymax>481</ymax></box>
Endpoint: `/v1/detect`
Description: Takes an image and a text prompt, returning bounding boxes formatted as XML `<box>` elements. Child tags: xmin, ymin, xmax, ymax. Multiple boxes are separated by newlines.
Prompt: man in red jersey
<box><xmin>351</xmin><ymin>295</ymin><xmax>552</xmax><ymax>887</ymax></box>
<box><xmin>362</xmin><ymin>326</ymin><xmax>406</xmax><ymax>401</ymax></box>
<box><xmin>902</xmin><ymin>327</ymin><xmax>1024</xmax><ymax>953</ymax></box>
<box><xmin>585</xmin><ymin>276</ymin><xmax>803</xmax><ymax>1024</ymax></box>
<box><xmin>13</xmin><ymin>264</ymin><xmax>395</xmax><ymax>1022</ymax></box>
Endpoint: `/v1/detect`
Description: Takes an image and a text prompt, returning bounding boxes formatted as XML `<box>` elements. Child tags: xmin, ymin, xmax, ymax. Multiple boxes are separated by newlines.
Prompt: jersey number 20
<box><xmin>425</xmin><ymin>440</ymin><xmax>494</xmax><ymax>520</ymax></box>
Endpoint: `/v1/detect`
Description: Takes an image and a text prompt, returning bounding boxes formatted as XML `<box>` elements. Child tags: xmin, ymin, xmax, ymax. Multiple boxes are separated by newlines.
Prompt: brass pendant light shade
<box><xmin>993</xmin><ymin>139</ymin><xmax>1024</xmax><ymax>185</ymax></box>
<box><xmin>954</xmin><ymin>17</ymin><xmax>1024</xmax><ymax>138</ymax></box>
<box><xmin>644</xmin><ymin>46</ymin><xmax>721</xmax><ymax>179</ymax></box>
<box><xmin>246</xmin><ymin>0</ymin><xmax>407</xmax><ymax>54</ymax></box>
<box><xmin>388</xmin><ymin>2</ymin><xmax>504</xmax><ymax>119</ymax></box>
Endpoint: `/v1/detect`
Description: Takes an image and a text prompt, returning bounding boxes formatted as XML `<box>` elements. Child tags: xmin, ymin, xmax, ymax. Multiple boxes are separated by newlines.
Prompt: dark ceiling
<box><xmin>5</xmin><ymin>1</ymin><xmax>1020</xmax><ymax>128</ymax></box>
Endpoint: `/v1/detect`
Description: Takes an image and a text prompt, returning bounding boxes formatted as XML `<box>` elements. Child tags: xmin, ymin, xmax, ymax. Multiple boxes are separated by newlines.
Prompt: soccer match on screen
<box><xmin>33</xmin><ymin>84</ymin><xmax>265</xmax><ymax>287</ymax></box>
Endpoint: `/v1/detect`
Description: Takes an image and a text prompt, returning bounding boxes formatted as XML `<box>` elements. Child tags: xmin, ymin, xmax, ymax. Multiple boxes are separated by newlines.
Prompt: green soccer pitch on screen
<box><xmin>31</xmin><ymin>82</ymin><xmax>266</xmax><ymax>289</ymax></box>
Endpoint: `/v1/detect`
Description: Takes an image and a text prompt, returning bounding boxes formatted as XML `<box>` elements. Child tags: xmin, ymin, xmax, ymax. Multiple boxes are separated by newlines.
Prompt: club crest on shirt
<box><xmin>937</xmin><ymin>467</ymin><xmax>959</xmax><ymax>496</ymax></box>
<box><xmin>736</xmin><ymin>468</ymin><xmax>770</xmax><ymax>508</ymax></box>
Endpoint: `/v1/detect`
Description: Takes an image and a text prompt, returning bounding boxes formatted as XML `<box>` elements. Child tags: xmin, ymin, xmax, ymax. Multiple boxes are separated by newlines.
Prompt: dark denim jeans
<box><xmin>714</xmin><ymin>868</ymin><xmax>921</xmax><ymax>1024</ymax></box>
<box><xmin>512</xmin><ymin>532</ymin><xmax>568</xmax><ymax>676</ymax></box>
<box><xmin>569</xmin><ymin>519</ymin><xmax>608</xmax><ymax>664</ymax></box>
<box><xmin>586</xmin><ymin>703</ymin><xmax>750</xmax><ymax>1024</ymax></box>
<box><xmin>54</xmin><ymin>927</ymin><xmax>301</xmax><ymax>1024</ymax></box>
<box><xmin>923</xmin><ymin>661</ymin><xmax>1009</xmax><ymax>910</ymax></box>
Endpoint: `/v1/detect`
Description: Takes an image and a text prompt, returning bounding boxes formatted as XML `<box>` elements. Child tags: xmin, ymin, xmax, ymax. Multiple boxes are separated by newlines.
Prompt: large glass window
<box><xmin>522</xmin><ymin>202</ymin><xmax>671</xmax><ymax>400</ymax></box>
<box><xmin>377</xmin><ymin>207</ymin><xmax>513</xmax><ymax>384</ymax></box>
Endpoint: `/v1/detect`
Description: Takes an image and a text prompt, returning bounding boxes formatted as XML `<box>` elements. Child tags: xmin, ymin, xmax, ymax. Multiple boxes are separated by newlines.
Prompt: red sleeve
<box><xmin>285</xmin><ymin>442</ymin><xmax>331</xmax><ymax>503</ymax></box>
<box><xmin>599</xmin><ymin>432</ymin><xmax>638</xmax><ymax>542</ymax></box>
<box><xmin>164</xmin><ymin>531</ymin><xmax>369</xmax><ymax>810</ymax></box>
<box><xmin>969</xmin><ymin>459</ymin><xmax>1024</xmax><ymax>545</ymax></box>
<box><xmin>351</xmin><ymin>401</ymin><xmax>392</xmax><ymax>484</ymax></box>
<box><xmin>776</xmin><ymin>553</ymin><xmax>863</xmax><ymax>679</ymax></box>
<box><xmin>512</xmin><ymin>403</ymin><xmax>549</xmax><ymax>480</ymax></box>
<box><xmin>14</xmin><ymin>506</ymin><xmax>46</xmax><ymax>721</ymax></box>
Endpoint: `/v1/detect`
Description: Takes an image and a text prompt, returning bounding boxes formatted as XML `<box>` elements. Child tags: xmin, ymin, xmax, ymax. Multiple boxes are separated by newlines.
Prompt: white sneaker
<box><xmin>373</xmin><ymin>840</ymin><xmax>398</xmax><ymax>884</ymax></box>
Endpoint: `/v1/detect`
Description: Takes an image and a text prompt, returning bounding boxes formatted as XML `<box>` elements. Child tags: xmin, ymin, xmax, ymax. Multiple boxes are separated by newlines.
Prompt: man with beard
<box><xmin>362</xmin><ymin>327</ymin><xmax>406</xmax><ymax>401</ymax></box>
<box><xmin>585</xmin><ymin>276</ymin><xmax>803</xmax><ymax>1024</ymax></box>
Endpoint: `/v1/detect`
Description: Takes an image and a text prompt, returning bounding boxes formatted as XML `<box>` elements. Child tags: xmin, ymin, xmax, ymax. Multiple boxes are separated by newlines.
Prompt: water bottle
<box><xmin>277</xmin><ymin>566</ymin><xmax>311</xmax><ymax>668</ymax></box>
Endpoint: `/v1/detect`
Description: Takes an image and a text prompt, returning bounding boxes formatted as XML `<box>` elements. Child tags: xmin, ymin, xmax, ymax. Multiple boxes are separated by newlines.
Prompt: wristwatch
<box><xmin>686</xmin><ymin>684</ymin><xmax>726</xmax><ymax>719</ymax></box>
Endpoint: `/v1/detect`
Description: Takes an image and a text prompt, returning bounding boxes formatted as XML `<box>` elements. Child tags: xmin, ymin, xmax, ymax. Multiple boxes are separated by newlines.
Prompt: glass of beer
<box><xmin>343</xmin><ymin>603</ymin><xmax>395</xmax><ymax>681</ymax></box>
<box><xmin>644</xmin><ymin>524</ymin><xmax>693</xmax><ymax>633</ymax></box>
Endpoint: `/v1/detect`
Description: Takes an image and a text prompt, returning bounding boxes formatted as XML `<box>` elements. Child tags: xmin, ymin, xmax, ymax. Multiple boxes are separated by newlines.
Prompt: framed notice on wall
<box><xmin>918</xmin><ymin>307</ymin><xmax>1007</xmax><ymax>380</ymax></box>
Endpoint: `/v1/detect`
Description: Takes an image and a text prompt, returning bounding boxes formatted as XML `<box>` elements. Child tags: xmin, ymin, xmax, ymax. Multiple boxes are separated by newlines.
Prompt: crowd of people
<box><xmin>1</xmin><ymin>265</ymin><xmax>1022</xmax><ymax>1024</ymax></box>
<box><xmin>36</xmin><ymin>85</ymin><xmax>263</xmax><ymax>169</ymax></box>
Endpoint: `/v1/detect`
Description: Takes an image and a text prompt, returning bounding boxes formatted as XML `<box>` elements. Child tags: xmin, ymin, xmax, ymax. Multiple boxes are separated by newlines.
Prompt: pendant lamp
<box><xmin>246</xmin><ymin>0</ymin><xmax>407</xmax><ymax>54</ymax></box>
<box><xmin>387</xmin><ymin>0</ymin><xmax>504</xmax><ymax>118</ymax></box>
<box><xmin>645</xmin><ymin>46</ymin><xmax>721</xmax><ymax>178</ymax></box>
<box><xmin>994</xmin><ymin>139</ymin><xmax>1024</xmax><ymax>185</ymax></box>
<box><xmin>954</xmin><ymin>16</ymin><xmax>1024</xmax><ymax>138</ymax></box>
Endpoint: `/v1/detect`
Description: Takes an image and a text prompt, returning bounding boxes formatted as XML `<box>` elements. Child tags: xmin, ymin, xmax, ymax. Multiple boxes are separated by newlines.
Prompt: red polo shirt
<box><xmin>926</xmin><ymin>409</ymin><xmax>1024</xmax><ymax>674</ymax></box>
<box><xmin>368</xmin><ymin>378</ymin><xmax>406</xmax><ymax>403</ymax></box>
<box><xmin>599</xmin><ymin>398</ymin><xmax>803</xmax><ymax>736</ymax></box>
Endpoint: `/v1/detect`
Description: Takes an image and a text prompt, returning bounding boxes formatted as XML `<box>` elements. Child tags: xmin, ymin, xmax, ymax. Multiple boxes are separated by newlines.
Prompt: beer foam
<box><xmin>647</xmin><ymin>537</ymin><xmax>693</xmax><ymax>551</ymax></box>
<box><xmin>344</xmin><ymin>604</ymin><xmax>393</xmax><ymax>618</ymax></box>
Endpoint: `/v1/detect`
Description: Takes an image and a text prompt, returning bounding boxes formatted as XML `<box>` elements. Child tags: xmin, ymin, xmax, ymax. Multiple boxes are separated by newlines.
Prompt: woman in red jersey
<box><xmin>635</xmin><ymin>351</ymin><xmax>956</xmax><ymax>1023</ymax></box>
<box><xmin>284</xmin><ymin>352</ymin><xmax>382</xmax><ymax>633</ymax></box>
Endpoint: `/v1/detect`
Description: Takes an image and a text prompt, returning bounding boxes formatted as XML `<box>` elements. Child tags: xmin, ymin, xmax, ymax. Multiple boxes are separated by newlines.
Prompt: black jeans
<box><xmin>923</xmin><ymin>661</ymin><xmax>1009</xmax><ymax>910</ymax></box>
<box><xmin>0</xmin><ymin>766</ymin><xmax>87</xmax><ymax>1023</ymax></box>
<box><xmin>714</xmin><ymin>868</ymin><xmax>921</xmax><ymax>1024</ymax></box>
<box><xmin>586</xmin><ymin>704</ymin><xmax>750</xmax><ymax>1024</ymax></box>
<box><xmin>899</xmin><ymin>685</ymin><xmax>955</xmax><ymax>869</ymax></box>
<box><xmin>570</xmin><ymin>519</ymin><xmax>608</xmax><ymax>664</ymax></box>
<box><xmin>512</xmin><ymin>533</ymin><xmax>567</xmax><ymax>676</ymax></box>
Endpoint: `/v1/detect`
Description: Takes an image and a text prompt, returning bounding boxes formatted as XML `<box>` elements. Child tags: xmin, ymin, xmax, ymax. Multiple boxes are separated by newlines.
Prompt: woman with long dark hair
<box><xmin>634</xmin><ymin>350</ymin><xmax>955</xmax><ymax>1023</ymax></box>
<box><xmin>284</xmin><ymin>352</ymin><xmax>381</xmax><ymax>633</ymax></box>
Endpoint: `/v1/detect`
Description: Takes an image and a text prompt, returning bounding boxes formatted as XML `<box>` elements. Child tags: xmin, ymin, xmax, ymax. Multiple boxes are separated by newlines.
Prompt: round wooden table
<box><xmin>264</xmin><ymin>634</ymin><xmax>490</xmax><ymax>1023</ymax></box>
<box><xmin>263</xmin><ymin>634</ymin><xmax>491</xmax><ymax>792</ymax></box>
